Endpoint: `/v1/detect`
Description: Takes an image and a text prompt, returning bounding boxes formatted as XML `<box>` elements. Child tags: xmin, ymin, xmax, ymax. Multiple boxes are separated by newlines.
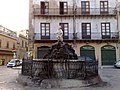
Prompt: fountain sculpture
<box><xmin>31</xmin><ymin>26</ymin><xmax>102</xmax><ymax>88</ymax></box>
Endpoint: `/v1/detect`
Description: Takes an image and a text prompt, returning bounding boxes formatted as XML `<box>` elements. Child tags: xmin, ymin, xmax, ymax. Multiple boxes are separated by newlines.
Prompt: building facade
<box><xmin>0</xmin><ymin>25</ymin><xmax>17</xmax><ymax>65</ymax></box>
<box><xmin>18</xmin><ymin>30</ymin><xmax>29</xmax><ymax>38</ymax></box>
<box><xmin>0</xmin><ymin>26</ymin><xmax>28</xmax><ymax>65</ymax></box>
<box><xmin>29</xmin><ymin>0</ymin><xmax>119</xmax><ymax>67</ymax></box>
<box><xmin>116</xmin><ymin>1</ymin><xmax>120</xmax><ymax>62</ymax></box>
<box><xmin>17</xmin><ymin>30</ymin><xmax>28</xmax><ymax>59</ymax></box>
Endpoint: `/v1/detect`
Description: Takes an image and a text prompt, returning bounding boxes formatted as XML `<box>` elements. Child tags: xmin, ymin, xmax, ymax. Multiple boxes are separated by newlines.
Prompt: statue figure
<box><xmin>56</xmin><ymin>26</ymin><xmax>63</xmax><ymax>42</ymax></box>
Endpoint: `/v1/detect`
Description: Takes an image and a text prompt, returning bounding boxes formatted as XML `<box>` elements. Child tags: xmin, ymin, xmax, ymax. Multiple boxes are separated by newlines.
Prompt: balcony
<box><xmin>0</xmin><ymin>46</ymin><xmax>15</xmax><ymax>53</ymax></box>
<box><xmin>34</xmin><ymin>33</ymin><xmax>74</xmax><ymax>40</ymax></box>
<box><xmin>0</xmin><ymin>30</ymin><xmax>17</xmax><ymax>38</ymax></box>
<box><xmin>34</xmin><ymin>32</ymin><xmax>119</xmax><ymax>41</ymax></box>
<box><xmin>33</xmin><ymin>8</ymin><xmax>115</xmax><ymax>16</ymax></box>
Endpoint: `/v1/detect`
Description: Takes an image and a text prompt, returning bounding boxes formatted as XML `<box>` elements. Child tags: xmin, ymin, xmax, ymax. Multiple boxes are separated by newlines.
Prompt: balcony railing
<box><xmin>33</xmin><ymin>8</ymin><xmax>115</xmax><ymax>16</ymax></box>
<box><xmin>34</xmin><ymin>32</ymin><xmax>119</xmax><ymax>40</ymax></box>
<box><xmin>0</xmin><ymin>30</ymin><xmax>17</xmax><ymax>38</ymax></box>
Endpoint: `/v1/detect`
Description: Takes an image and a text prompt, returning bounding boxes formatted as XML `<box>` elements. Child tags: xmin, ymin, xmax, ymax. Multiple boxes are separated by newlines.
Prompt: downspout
<box><xmin>73</xmin><ymin>0</ymin><xmax>77</xmax><ymax>47</ymax></box>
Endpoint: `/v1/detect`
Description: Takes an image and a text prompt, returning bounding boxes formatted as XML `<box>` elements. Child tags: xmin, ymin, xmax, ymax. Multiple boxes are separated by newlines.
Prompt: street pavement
<box><xmin>0</xmin><ymin>66</ymin><xmax>23</xmax><ymax>90</ymax></box>
<box><xmin>23</xmin><ymin>67</ymin><xmax>120</xmax><ymax>90</ymax></box>
<box><xmin>0</xmin><ymin>66</ymin><xmax>120</xmax><ymax>90</ymax></box>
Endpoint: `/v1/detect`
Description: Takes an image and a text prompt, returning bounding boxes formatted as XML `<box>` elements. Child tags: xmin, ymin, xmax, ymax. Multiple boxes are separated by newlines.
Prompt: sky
<box><xmin>0</xmin><ymin>0</ymin><xmax>29</xmax><ymax>32</ymax></box>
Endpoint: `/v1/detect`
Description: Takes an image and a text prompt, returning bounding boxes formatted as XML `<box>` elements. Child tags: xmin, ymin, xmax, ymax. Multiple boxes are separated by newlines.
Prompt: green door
<box><xmin>80</xmin><ymin>45</ymin><xmax>95</xmax><ymax>60</ymax></box>
<box><xmin>37</xmin><ymin>46</ymin><xmax>50</xmax><ymax>59</ymax></box>
<box><xmin>101</xmin><ymin>45</ymin><xmax>116</xmax><ymax>65</ymax></box>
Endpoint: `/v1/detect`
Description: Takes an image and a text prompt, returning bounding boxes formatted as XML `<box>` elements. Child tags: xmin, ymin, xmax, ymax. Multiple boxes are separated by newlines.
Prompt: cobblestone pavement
<box><xmin>0</xmin><ymin>66</ymin><xmax>120</xmax><ymax>90</ymax></box>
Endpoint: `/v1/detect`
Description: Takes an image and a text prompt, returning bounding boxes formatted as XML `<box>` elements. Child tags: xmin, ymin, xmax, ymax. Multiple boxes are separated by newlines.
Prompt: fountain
<box><xmin>31</xmin><ymin>27</ymin><xmax>102</xmax><ymax>88</ymax></box>
<box><xmin>43</xmin><ymin>41</ymin><xmax>78</xmax><ymax>60</ymax></box>
<box><xmin>43</xmin><ymin>26</ymin><xmax>78</xmax><ymax>60</ymax></box>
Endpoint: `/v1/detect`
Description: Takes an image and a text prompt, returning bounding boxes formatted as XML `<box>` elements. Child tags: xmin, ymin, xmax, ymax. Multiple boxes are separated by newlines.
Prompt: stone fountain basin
<box><xmin>40</xmin><ymin>75</ymin><xmax>102</xmax><ymax>89</ymax></box>
<box><xmin>31</xmin><ymin>59</ymin><xmax>100</xmax><ymax>89</ymax></box>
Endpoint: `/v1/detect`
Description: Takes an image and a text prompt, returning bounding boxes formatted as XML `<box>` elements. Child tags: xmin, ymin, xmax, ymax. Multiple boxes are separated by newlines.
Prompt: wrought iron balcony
<box><xmin>33</xmin><ymin>8</ymin><xmax>115</xmax><ymax>16</ymax></box>
<box><xmin>34</xmin><ymin>33</ymin><xmax>74</xmax><ymax>40</ymax></box>
<box><xmin>0</xmin><ymin>30</ymin><xmax>17</xmax><ymax>38</ymax></box>
<box><xmin>34</xmin><ymin>32</ymin><xmax>119</xmax><ymax>41</ymax></box>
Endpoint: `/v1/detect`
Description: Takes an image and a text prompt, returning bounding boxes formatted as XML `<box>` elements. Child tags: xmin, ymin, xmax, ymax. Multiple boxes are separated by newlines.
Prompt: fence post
<box><xmin>30</xmin><ymin>59</ymin><xmax>33</xmax><ymax>77</ymax></box>
<box><xmin>21</xmin><ymin>58</ymin><xmax>24</xmax><ymax>75</ymax></box>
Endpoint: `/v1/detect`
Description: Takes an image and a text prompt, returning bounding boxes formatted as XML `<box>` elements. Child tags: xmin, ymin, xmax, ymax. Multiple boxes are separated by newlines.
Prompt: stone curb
<box><xmin>17</xmin><ymin>74</ymin><xmax>103</xmax><ymax>89</ymax></box>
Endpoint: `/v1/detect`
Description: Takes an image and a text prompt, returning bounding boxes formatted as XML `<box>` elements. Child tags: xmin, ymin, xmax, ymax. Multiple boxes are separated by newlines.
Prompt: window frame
<box><xmin>100</xmin><ymin>1</ymin><xmax>108</xmax><ymax>14</ymax></box>
<box><xmin>22</xmin><ymin>41</ymin><xmax>24</xmax><ymax>47</ymax></box>
<box><xmin>81</xmin><ymin>23</ymin><xmax>91</xmax><ymax>39</ymax></box>
<box><xmin>59</xmin><ymin>23</ymin><xmax>69</xmax><ymax>39</ymax></box>
<box><xmin>41</xmin><ymin>23</ymin><xmax>50</xmax><ymax>39</ymax></box>
<box><xmin>59</xmin><ymin>2</ymin><xmax>68</xmax><ymax>14</ymax></box>
<box><xmin>13</xmin><ymin>43</ymin><xmax>15</xmax><ymax>49</ymax></box>
<box><xmin>0</xmin><ymin>40</ymin><xmax>1</xmax><ymax>48</ymax></box>
<box><xmin>101</xmin><ymin>23</ymin><xmax>110</xmax><ymax>39</ymax></box>
<box><xmin>40</xmin><ymin>1</ymin><xmax>49</xmax><ymax>14</ymax></box>
<box><xmin>81</xmin><ymin>1</ymin><xmax>90</xmax><ymax>15</ymax></box>
<box><xmin>6</xmin><ymin>41</ymin><xmax>9</xmax><ymax>48</ymax></box>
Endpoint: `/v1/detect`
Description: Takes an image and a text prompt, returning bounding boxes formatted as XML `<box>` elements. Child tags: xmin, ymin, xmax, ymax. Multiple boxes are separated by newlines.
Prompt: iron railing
<box><xmin>0</xmin><ymin>30</ymin><xmax>17</xmax><ymax>38</ymax></box>
<box><xmin>21</xmin><ymin>59</ymin><xmax>33</xmax><ymax>76</ymax></box>
<box><xmin>34</xmin><ymin>32</ymin><xmax>119</xmax><ymax>40</ymax></box>
<box><xmin>22</xmin><ymin>59</ymin><xmax>98</xmax><ymax>80</ymax></box>
<box><xmin>33</xmin><ymin>8</ymin><xmax>115</xmax><ymax>16</ymax></box>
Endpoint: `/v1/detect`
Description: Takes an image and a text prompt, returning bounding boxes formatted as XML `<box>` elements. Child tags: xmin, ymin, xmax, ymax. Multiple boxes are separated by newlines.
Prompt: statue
<box><xmin>56</xmin><ymin>26</ymin><xmax>63</xmax><ymax>42</ymax></box>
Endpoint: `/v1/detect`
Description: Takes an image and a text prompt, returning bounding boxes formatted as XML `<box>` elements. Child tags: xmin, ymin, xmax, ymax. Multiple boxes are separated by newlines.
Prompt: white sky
<box><xmin>0</xmin><ymin>0</ymin><xmax>29</xmax><ymax>31</ymax></box>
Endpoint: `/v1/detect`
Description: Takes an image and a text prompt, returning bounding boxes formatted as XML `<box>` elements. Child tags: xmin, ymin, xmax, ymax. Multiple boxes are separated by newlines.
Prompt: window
<box><xmin>81</xmin><ymin>1</ymin><xmax>90</xmax><ymax>14</ymax></box>
<box><xmin>41</xmin><ymin>2</ymin><xmax>49</xmax><ymax>14</ymax></box>
<box><xmin>59</xmin><ymin>23</ymin><xmax>69</xmax><ymax>39</ymax></box>
<box><xmin>13</xmin><ymin>43</ymin><xmax>15</xmax><ymax>49</ymax></box>
<box><xmin>0</xmin><ymin>40</ymin><xmax>1</xmax><ymax>48</ymax></box>
<box><xmin>100</xmin><ymin>1</ymin><xmax>108</xmax><ymax>14</ymax></box>
<box><xmin>6</xmin><ymin>41</ymin><xmax>9</xmax><ymax>48</ymax></box>
<box><xmin>41</xmin><ymin>23</ymin><xmax>50</xmax><ymax>39</ymax></box>
<box><xmin>101</xmin><ymin>23</ymin><xmax>110</xmax><ymax>39</ymax></box>
<box><xmin>22</xmin><ymin>41</ymin><xmax>24</xmax><ymax>47</ymax></box>
<box><xmin>25</xmin><ymin>42</ymin><xmax>28</xmax><ymax>51</ymax></box>
<box><xmin>25</xmin><ymin>42</ymin><xmax>27</xmax><ymax>48</ymax></box>
<box><xmin>82</xmin><ymin>23</ymin><xmax>91</xmax><ymax>39</ymax></box>
<box><xmin>60</xmin><ymin>2</ymin><xmax>68</xmax><ymax>14</ymax></box>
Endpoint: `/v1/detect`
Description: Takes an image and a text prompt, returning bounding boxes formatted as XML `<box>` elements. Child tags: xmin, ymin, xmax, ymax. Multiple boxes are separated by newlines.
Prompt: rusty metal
<box><xmin>22</xmin><ymin>59</ymin><xmax>98</xmax><ymax>80</ymax></box>
<box><xmin>21</xmin><ymin>59</ymin><xmax>32</xmax><ymax>76</ymax></box>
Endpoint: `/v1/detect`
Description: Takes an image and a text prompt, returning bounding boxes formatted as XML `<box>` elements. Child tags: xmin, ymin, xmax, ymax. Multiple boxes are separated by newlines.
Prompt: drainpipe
<box><xmin>73</xmin><ymin>0</ymin><xmax>77</xmax><ymax>47</ymax></box>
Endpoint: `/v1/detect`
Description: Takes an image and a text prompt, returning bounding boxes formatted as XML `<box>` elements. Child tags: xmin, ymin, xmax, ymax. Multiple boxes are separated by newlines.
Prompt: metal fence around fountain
<box><xmin>22</xmin><ymin>58</ymin><xmax>98</xmax><ymax>79</ymax></box>
<box><xmin>21</xmin><ymin>59</ymin><xmax>33</xmax><ymax>76</ymax></box>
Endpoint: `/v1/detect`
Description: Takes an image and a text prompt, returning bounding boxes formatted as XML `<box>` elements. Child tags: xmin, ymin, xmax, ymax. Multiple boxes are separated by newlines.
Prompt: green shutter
<box><xmin>101</xmin><ymin>45</ymin><xmax>116</xmax><ymax>65</ymax></box>
<box><xmin>80</xmin><ymin>45</ymin><xmax>95</xmax><ymax>60</ymax></box>
<box><xmin>37</xmin><ymin>47</ymin><xmax>49</xmax><ymax>59</ymax></box>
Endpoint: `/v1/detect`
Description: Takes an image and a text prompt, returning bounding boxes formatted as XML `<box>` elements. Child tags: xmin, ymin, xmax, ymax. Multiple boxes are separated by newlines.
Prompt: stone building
<box><xmin>0</xmin><ymin>25</ymin><xmax>28</xmax><ymax>65</ymax></box>
<box><xmin>29</xmin><ymin>0</ymin><xmax>119</xmax><ymax>67</ymax></box>
<box><xmin>116</xmin><ymin>1</ymin><xmax>120</xmax><ymax>61</ymax></box>
<box><xmin>0</xmin><ymin>25</ymin><xmax>17</xmax><ymax>65</ymax></box>
<box><xmin>18</xmin><ymin>29</ymin><xmax>29</xmax><ymax>38</ymax></box>
<box><xmin>17</xmin><ymin>30</ymin><xmax>28</xmax><ymax>59</ymax></box>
